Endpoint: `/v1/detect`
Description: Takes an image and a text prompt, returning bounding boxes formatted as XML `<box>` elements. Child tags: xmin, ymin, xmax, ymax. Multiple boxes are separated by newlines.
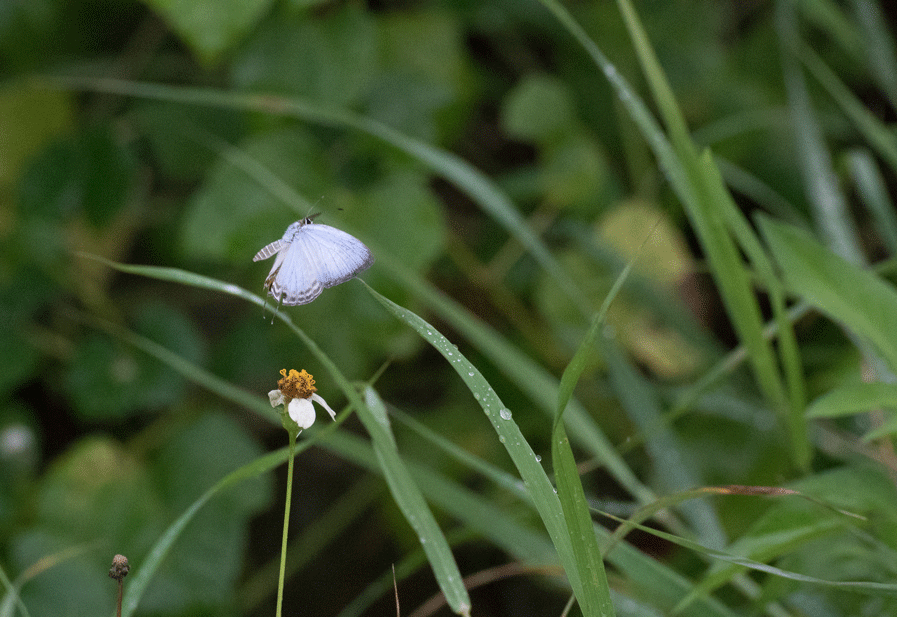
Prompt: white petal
<box><xmin>288</xmin><ymin>398</ymin><xmax>316</xmax><ymax>429</ymax></box>
<box><xmin>310</xmin><ymin>393</ymin><xmax>336</xmax><ymax>420</ymax></box>
<box><xmin>269</xmin><ymin>390</ymin><xmax>287</xmax><ymax>407</ymax></box>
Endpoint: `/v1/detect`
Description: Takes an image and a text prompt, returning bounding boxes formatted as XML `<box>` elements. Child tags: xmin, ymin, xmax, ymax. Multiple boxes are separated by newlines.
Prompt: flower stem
<box><xmin>276</xmin><ymin>431</ymin><xmax>298</xmax><ymax>617</ymax></box>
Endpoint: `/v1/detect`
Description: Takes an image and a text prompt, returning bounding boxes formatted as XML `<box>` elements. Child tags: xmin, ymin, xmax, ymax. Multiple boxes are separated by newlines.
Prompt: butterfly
<box><xmin>253</xmin><ymin>216</ymin><xmax>374</xmax><ymax>306</ymax></box>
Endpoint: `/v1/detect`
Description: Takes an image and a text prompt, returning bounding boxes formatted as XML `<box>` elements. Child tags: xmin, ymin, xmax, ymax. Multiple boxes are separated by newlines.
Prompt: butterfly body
<box><xmin>254</xmin><ymin>217</ymin><xmax>374</xmax><ymax>306</ymax></box>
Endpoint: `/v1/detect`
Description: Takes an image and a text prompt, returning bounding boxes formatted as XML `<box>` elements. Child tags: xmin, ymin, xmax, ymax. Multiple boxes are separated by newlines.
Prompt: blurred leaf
<box><xmin>35</xmin><ymin>436</ymin><xmax>158</xmax><ymax>547</ymax></box>
<box><xmin>144</xmin><ymin>0</ymin><xmax>274</xmax><ymax>65</ymax></box>
<box><xmin>180</xmin><ymin>127</ymin><xmax>331</xmax><ymax>262</ymax></box>
<box><xmin>11</xmin><ymin>535</ymin><xmax>111</xmax><ymax>617</ymax></box>
<box><xmin>758</xmin><ymin>216</ymin><xmax>897</xmax><ymax>372</ymax></box>
<box><xmin>17</xmin><ymin>125</ymin><xmax>134</xmax><ymax>229</ymax></box>
<box><xmin>372</xmin><ymin>10</ymin><xmax>470</xmax><ymax>141</ymax></box>
<box><xmin>0</xmin><ymin>82</ymin><xmax>72</xmax><ymax>187</ymax></box>
<box><xmin>365</xmin><ymin>72</ymin><xmax>454</xmax><ymax>143</ymax></box>
<box><xmin>0</xmin><ymin>328</ymin><xmax>40</xmax><ymax>400</ymax></box>
<box><xmin>231</xmin><ymin>5</ymin><xmax>376</xmax><ymax>107</ymax></box>
<box><xmin>542</xmin><ymin>133</ymin><xmax>612</xmax><ymax>213</ymax></box>
<box><xmin>146</xmin><ymin>413</ymin><xmax>272</xmax><ymax>611</ymax></box>
<box><xmin>807</xmin><ymin>382</ymin><xmax>897</xmax><ymax>418</ymax></box>
<box><xmin>64</xmin><ymin>303</ymin><xmax>203</xmax><ymax>421</ymax></box>
<box><xmin>502</xmin><ymin>74</ymin><xmax>578</xmax><ymax>143</ymax></box>
<box><xmin>355</xmin><ymin>171</ymin><xmax>446</xmax><ymax>271</ymax></box>
<box><xmin>131</xmin><ymin>102</ymin><xmax>245</xmax><ymax>181</ymax></box>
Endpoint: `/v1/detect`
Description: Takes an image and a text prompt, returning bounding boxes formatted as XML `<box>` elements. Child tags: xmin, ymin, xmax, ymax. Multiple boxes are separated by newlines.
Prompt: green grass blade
<box><xmin>322</xmin><ymin>430</ymin><xmax>558</xmax><ymax>565</ymax></box>
<box><xmin>600</xmin><ymin>335</ymin><xmax>725</xmax><ymax>548</ymax></box>
<box><xmin>377</xmin><ymin>252</ymin><xmax>654</xmax><ymax>505</ymax></box>
<box><xmin>122</xmin><ymin>449</ymin><xmax>288</xmax><ymax>617</ymax></box>
<box><xmin>798</xmin><ymin>42</ymin><xmax>897</xmax><ymax>177</ymax></box>
<box><xmin>538</xmin><ymin>0</ymin><xmax>789</xmax><ymax>425</ymax></box>
<box><xmin>758</xmin><ymin>215</ymin><xmax>897</xmax><ymax>372</ymax></box>
<box><xmin>849</xmin><ymin>0</ymin><xmax>897</xmax><ymax>109</ymax></box>
<box><xmin>777</xmin><ymin>3</ymin><xmax>866</xmax><ymax>265</ymax></box>
<box><xmin>363</xmin><ymin>283</ymin><xmax>597</xmax><ymax>612</ymax></box>
<box><xmin>339</xmin><ymin>393</ymin><xmax>738</xmax><ymax>616</ymax></box>
<box><xmin>359</xmin><ymin>387</ymin><xmax>472</xmax><ymax>616</ymax></box>
<box><xmin>846</xmin><ymin>149</ymin><xmax>897</xmax><ymax>254</ymax></box>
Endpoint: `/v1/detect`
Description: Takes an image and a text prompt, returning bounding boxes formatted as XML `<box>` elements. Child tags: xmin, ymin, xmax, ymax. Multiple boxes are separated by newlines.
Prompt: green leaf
<box><xmin>145</xmin><ymin>0</ymin><xmax>275</xmax><ymax>64</ymax></box>
<box><xmin>180</xmin><ymin>128</ymin><xmax>330</xmax><ymax>262</ymax></box>
<box><xmin>0</xmin><ymin>82</ymin><xmax>72</xmax><ymax>186</ymax></box>
<box><xmin>230</xmin><ymin>6</ymin><xmax>376</xmax><ymax>107</ymax></box>
<box><xmin>501</xmin><ymin>74</ymin><xmax>577</xmax><ymax>143</ymax></box>
<box><xmin>807</xmin><ymin>382</ymin><xmax>897</xmax><ymax>418</ymax></box>
<box><xmin>758</xmin><ymin>216</ymin><xmax>897</xmax><ymax>372</ymax></box>
<box><xmin>17</xmin><ymin>126</ymin><xmax>134</xmax><ymax>229</ymax></box>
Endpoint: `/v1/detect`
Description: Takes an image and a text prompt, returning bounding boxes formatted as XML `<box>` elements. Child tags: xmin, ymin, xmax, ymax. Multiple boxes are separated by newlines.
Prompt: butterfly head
<box><xmin>281</xmin><ymin>214</ymin><xmax>322</xmax><ymax>241</ymax></box>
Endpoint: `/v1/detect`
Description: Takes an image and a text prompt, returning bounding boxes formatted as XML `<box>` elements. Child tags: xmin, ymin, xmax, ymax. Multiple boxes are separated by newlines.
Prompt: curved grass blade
<box><xmin>807</xmin><ymin>382</ymin><xmax>897</xmax><ymax>419</ymax></box>
<box><xmin>335</xmin><ymin>395</ymin><xmax>738</xmax><ymax>617</ymax></box>
<box><xmin>846</xmin><ymin>150</ymin><xmax>897</xmax><ymax>254</ymax></box>
<box><xmin>122</xmin><ymin>449</ymin><xmax>289</xmax><ymax>617</ymax></box>
<box><xmin>376</xmin><ymin>251</ymin><xmax>654</xmax><ymax>505</ymax></box>
<box><xmin>363</xmin><ymin>282</ymin><xmax>614</xmax><ymax>615</ymax></box>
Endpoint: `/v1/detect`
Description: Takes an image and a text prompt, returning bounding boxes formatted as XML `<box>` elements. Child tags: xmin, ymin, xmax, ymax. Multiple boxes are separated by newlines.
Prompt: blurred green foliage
<box><xmin>2</xmin><ymin>0</ymin><xmax>897</xmax><ymax>616</ymax></box>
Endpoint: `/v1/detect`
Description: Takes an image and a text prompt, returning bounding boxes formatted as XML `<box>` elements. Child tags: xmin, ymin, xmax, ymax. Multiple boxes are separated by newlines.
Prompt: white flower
<box><xmin>269</xmin><ymin>369</ymin><xmax>337</xmax><ymax>430</ymax></box>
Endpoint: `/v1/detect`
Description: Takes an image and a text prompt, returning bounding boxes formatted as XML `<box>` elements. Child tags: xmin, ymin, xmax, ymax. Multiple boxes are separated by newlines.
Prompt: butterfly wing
<box><xmin>301</xmin><ymin>224</ymin><xmax>374</xmax><ymax>288</ymax></box>
<box><xmin>267</xmin><ymin>239</ymin><xmax>325</xmax><ymax>306</ymax></box>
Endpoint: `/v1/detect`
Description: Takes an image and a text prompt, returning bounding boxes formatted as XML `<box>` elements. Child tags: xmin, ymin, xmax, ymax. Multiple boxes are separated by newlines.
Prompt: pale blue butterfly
<box><xmin>254</xmin><ymin>215</ymin><xmax>373</xmax><ymax>306</ymax></box>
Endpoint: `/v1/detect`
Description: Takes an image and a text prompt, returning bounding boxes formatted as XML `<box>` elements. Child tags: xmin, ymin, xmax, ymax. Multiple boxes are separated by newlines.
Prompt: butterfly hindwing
<box><xmin>269</xmin><ymin>240</ymin><xmax>324</xmax><ymax>305</ymax></box>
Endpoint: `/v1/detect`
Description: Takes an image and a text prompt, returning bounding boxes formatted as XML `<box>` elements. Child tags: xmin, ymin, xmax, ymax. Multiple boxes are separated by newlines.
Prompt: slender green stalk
<box><xmin>277</xmin><ymin>432</ymin><xmax>298</xmax><ymax>617</ymax></box>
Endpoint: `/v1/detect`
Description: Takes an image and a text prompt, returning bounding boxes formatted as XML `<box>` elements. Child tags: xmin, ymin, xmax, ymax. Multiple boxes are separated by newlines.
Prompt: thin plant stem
<box><xmin>276</xmin><ymin>433</ymin><xmax>298</xmax><ymax>617</ymax></box>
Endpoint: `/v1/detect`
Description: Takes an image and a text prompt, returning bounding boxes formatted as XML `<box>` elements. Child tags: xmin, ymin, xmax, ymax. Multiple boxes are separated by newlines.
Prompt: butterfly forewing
<box><xmin>301</xmin><ymin>225</ymin><xmax>374</xmax><ymax>287</ymax></box>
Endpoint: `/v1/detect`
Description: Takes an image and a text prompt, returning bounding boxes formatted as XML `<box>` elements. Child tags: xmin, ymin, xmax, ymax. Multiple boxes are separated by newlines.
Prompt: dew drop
<box><xmin>474</xmin><ymin>393</ymin><xmax>480</xmax><ymax>400</ymax></box>
<box><xmin>499</xmin><ymin>408</ymin><xmax>512</xmax><ymax>420</ymax></box>
<box><xmin>535</xmin><ymin>454</ymin><xmax>542</xmax><ymax>462</ymax></box>
<box><xmin>498</xmin><ymin>435</ymin><xmax>506</xmax><ymax>443</ymax></box>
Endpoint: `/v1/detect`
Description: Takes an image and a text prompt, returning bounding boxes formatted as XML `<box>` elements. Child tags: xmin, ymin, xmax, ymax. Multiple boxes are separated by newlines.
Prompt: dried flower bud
<box><xmin>109</xmin><ymin>554</ymin><xmax>130</xmax><ymax>581</ymax></box>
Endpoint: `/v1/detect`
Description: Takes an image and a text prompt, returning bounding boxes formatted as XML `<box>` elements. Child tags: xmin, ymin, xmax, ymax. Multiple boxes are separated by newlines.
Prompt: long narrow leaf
<box><xmin>362</xmin><ymin>283</ymin><xmax>595</xmax><ymax>612</ymax></box>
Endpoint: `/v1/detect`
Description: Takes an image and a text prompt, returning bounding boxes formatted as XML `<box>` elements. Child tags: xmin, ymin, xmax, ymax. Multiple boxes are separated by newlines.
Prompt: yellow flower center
<box><xmin>278</xmin><ymin>369</ymin><xmax>317</xmax><ymax>399</ymax></box>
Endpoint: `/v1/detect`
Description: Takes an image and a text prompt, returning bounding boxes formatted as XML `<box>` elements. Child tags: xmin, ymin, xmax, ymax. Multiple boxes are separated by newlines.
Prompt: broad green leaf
<box><xmin>502</xmin><ymin>74</ymin><xmax>577</xmax><ymax>143</ymax></box>
<box><xmin>807</xmin><ymin>382</ymin><xmax>897</xmax><ymax>418</ymax></box>
<box><xmin>230</xmin><ymin>6</ymin><xmax>375</xmax><ymax>107</ymax></box>
<box><xmin>145</xmin><ymin>0</ymin><xmax>274</xmax><ymax>64</ymax></box>
<box><xmin>758</xmin><ymin>216</ymin><xmax>897</xmax><ymax>372</ymax></box>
